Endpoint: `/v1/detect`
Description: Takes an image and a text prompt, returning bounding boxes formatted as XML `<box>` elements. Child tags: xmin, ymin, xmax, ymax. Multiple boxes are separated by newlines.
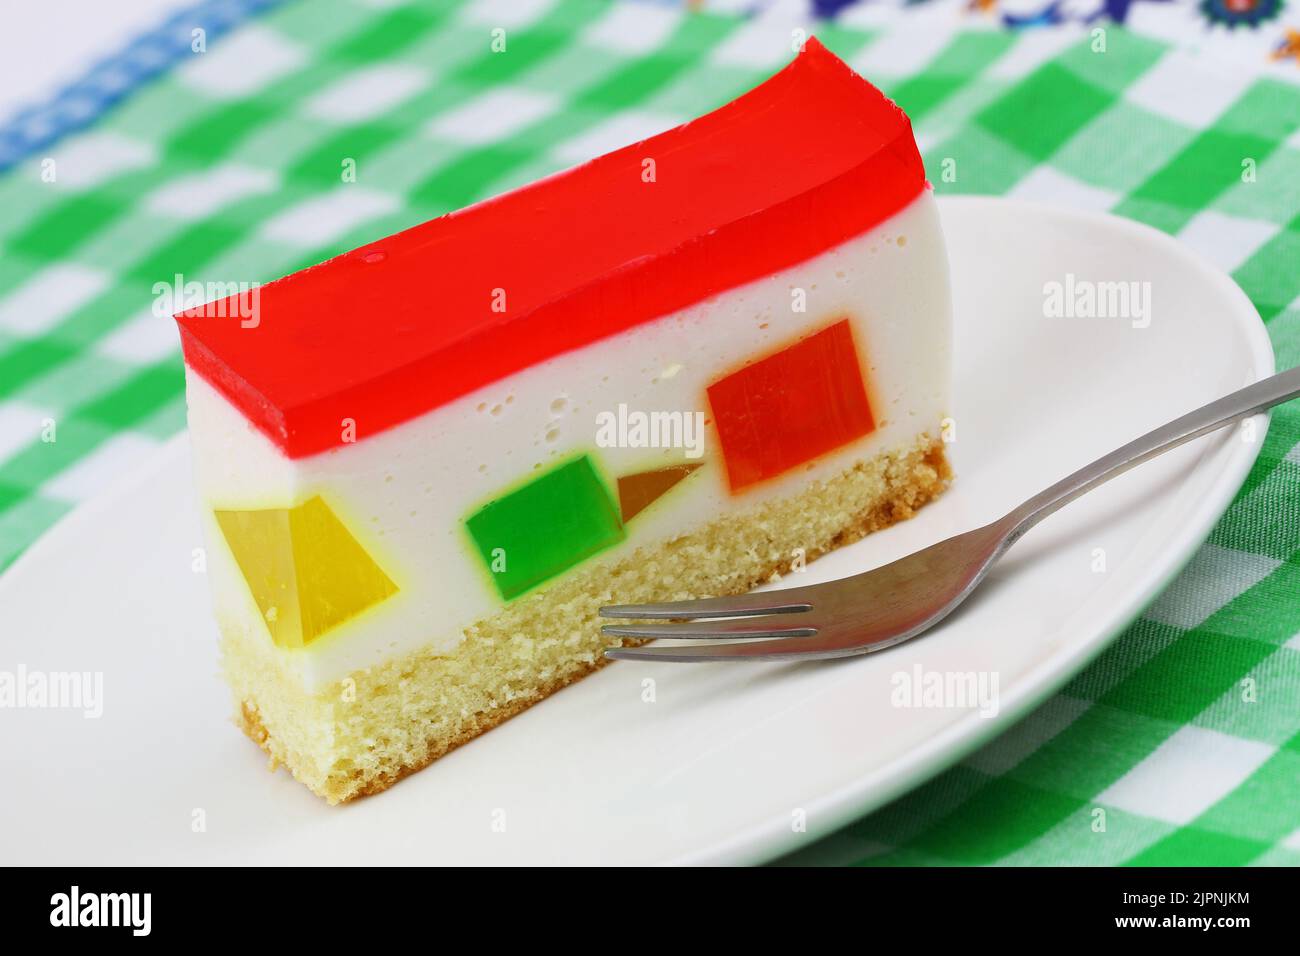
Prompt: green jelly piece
<box><xmin>466</xmin><ymin>455</ymin><xmax>625</xmax><ymax>600</ymax></box>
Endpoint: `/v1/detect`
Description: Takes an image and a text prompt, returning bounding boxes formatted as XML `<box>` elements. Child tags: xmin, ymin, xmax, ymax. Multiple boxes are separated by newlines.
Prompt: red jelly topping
<box><xmin>175</xmin><ymin>38</ymin><xmax>924</xmax><ymax>459</ymax></box>
<box><xmin>707</xmin><ymin>319</ymin><xmax>875</xmax><ymax>491</ymax></box>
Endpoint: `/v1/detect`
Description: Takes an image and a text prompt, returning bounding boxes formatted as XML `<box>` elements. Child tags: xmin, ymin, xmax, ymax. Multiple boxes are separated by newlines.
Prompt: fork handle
<box><xmin>1006</xmin><ymin>365</ymin><xmax>1300</xmax><ymax>539</ymax></box>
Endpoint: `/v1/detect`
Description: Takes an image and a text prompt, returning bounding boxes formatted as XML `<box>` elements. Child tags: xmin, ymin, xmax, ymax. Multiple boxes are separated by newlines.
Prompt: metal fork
<box><xmin>601</xmin><ymin>366</ymin><xmax>1300</xmax><ymax>662</ymax></box>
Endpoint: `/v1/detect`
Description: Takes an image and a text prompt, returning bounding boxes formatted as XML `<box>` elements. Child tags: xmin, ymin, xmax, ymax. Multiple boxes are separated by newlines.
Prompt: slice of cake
<box><xmin>176</xmin><ymin>38</ymin><xmax>952</xmax><ymax>803</ymax></box>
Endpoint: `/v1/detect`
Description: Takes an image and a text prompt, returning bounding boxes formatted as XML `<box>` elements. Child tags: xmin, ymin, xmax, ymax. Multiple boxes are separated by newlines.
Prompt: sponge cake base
<box><xmin>221</xmin><ymin>433</ymin><xmax>950</xmax><ymax>804</ymax></box>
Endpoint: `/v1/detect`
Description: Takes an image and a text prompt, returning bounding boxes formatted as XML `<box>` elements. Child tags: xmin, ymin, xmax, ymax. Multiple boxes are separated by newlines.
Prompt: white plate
<box><xmin>0</xmin><ymin>197</ymin><xmax>1273</xmax><ymax>865</ymax></box>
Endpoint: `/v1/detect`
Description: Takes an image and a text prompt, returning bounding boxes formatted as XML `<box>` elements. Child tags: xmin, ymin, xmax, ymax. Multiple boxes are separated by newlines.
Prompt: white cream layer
<box><xmin>186</xmin><ymin>190</ymin><xmax>952</xmax><ymax>690</ymax></box>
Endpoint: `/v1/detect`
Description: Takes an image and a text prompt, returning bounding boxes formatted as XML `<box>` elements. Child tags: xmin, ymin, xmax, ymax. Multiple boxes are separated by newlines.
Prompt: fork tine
<box><xmin>598</xmin><ymin>586</ymin><xmax>818</xmax><ymax>620</ymax></box>
<box><xmin>602</xmin><ymin>617</ymin><xmax>818</xmax><ymax>640</ymax></box>
<box><xmin>605</xmin><ymin>633</ymin><xmax>849</xmax><ymax>663</ymax></box>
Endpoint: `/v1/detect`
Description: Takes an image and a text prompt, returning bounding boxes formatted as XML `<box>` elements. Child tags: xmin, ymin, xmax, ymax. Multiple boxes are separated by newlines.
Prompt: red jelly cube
<box><xmin>707</xmin><ymin>319</ymin><xmax>875</xmax><ymax>491</ymax></box>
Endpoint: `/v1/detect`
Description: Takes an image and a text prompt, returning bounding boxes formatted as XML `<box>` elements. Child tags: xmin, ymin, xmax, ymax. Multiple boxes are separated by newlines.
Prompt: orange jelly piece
<box><xmin>706</xmin><ymin>319</ymin><xmax>875</xmax><ymax>492</ymax></box>
<box><xmin>616</xmin><ymin>463</ymin><xmax>703</xmax><ymax>523</ymax></box>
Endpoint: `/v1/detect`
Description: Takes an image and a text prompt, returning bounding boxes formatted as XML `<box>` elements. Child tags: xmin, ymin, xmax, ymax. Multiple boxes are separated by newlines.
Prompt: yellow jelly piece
<box><xmin>214</xmin><ymin>495</ymin><xmax>398</xmax><ymax>649</ymax></box>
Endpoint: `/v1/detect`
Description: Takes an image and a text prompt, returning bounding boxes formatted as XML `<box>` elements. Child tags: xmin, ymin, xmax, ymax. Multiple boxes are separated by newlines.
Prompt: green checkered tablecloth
<box><xmin>1</xmin><ymin>0</ymin><xmax>1297</xmax><ymax>865</ymax></box>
